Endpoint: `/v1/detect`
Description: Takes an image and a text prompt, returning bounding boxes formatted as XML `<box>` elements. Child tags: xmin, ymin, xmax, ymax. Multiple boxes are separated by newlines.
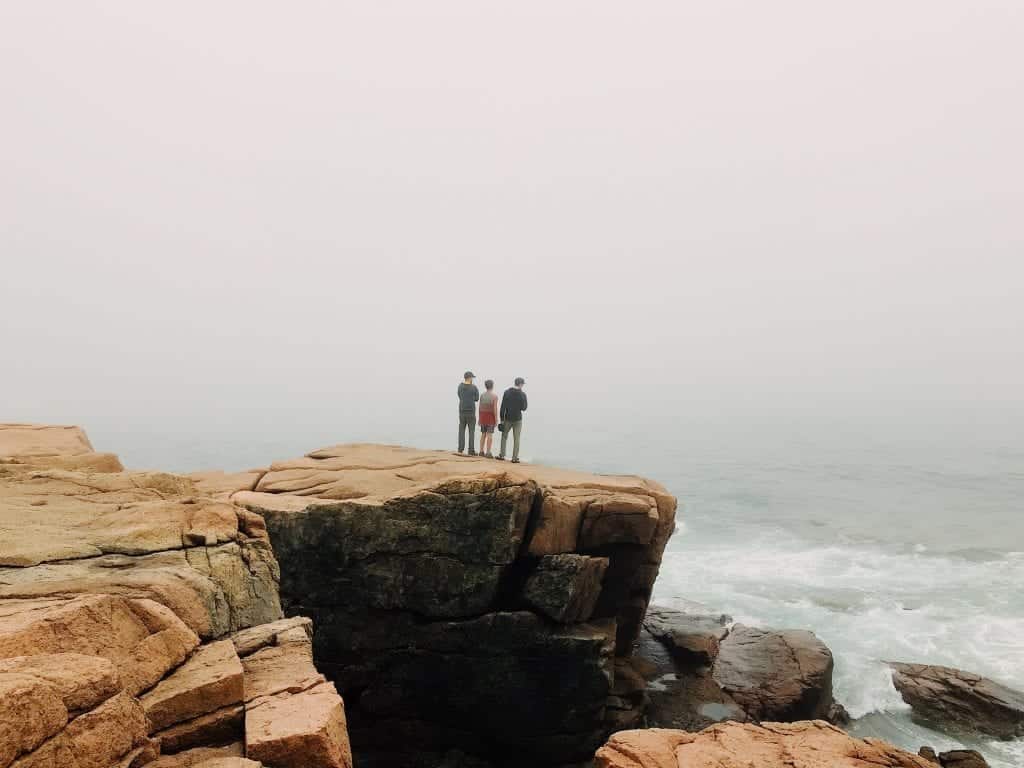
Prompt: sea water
<box><xmin>99</xmin><ymin>402</ymin><xmax>1024</xmax><ymax>767</ymax></box>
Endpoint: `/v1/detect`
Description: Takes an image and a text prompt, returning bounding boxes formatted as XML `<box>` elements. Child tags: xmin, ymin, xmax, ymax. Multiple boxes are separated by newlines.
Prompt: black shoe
<box><xmin>495</xmin><ymin>456</ymin><xmax>505</xmax><ymax>461</ymax></box>
<box><xmin>468</xmin><ymin>451</ymin><xmax>477</xmax><ymax>456</ymax></box>
<box><xmin>511</xmin><ymin>458</ymin><xmax>520</xmax><ymax>463</ymax></box>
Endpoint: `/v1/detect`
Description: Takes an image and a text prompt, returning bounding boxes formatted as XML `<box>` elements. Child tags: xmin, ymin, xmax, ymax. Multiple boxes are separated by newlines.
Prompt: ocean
<box><xmin>95</xmin><ymin>400</ymin><xmax>1024</xmax><ymax>767</ymax></box>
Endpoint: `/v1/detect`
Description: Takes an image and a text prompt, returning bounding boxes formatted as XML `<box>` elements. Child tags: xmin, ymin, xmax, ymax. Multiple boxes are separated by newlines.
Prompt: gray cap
<box><xmin>464</xmin><ymin>371</ymin><xmax>475</xmax><ymax>379</ymax></box>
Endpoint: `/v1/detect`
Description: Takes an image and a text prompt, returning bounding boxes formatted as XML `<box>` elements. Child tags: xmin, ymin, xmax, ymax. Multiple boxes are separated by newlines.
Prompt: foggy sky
<box><xmin>2</xmin><ymin>2</ymin><xmax>1022</xmax><ymax>456</ymax></box>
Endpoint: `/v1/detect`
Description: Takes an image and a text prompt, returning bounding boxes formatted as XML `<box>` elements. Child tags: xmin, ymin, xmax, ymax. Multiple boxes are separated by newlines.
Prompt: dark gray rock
<box><xmin>889</xmin><ymin>662</ymin><xmax>1024</xmax><ymax>740</ymax></box>
<box><xmin>712</xmin><ymin>624</ymin><xmax>838</xmax><ymax>722</ymax></box>
<box><xmin>642</xmin><ymin>605</ymin><xmax>731</xmax><ymax>665</ymax></box>
<box><xmin>632</xmin><ymin>626</ymin><xmax>747</xmax><ymax>731</ymax></box>
<box><xmin>937</xmin><ymin>753</ymin><xmax>987</xmax><ymax>768</ymax></box>
<box><xmin>919</xmin><ymin>746</ymin><xmax>940</xmax><ymax>763</ymax></box>
<box><xmin>523</xmin><ymin>554</ymin><xmax>609</xmax><ymax>623</ymax></box>
<box><xmin>938</xmin><ymin>750</ymin><xmax>990</xmax><ymax>768</ymax></box>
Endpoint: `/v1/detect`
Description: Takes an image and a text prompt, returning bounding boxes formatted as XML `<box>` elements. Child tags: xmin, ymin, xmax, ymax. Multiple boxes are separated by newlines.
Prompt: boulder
<box><xmin>642</xmin><ymin>606</ymin><xmax>730</xmax><ymax>666</ymax></box>
<box><xmin>936</xmin><ymin>750</ymin><xmax>990</xmax><ymax>768</ymax></box>
<box><xmin>8</xmin><ymin>691</ymin><xmax>152</xmax><ymax>768</ymax></box>
<box><xmin>632</xmin><ymin>625</ymin><xmax>746</xmax><ymax>731</ymax></box>
<box><xmin>635</xmin><ymin>612</ymin><xmax>847</xmax><ymax>730</ymax></box>
<box><xmin>0</xmin><ymin>595</ymin><xmax>200</xmax><ymax>697</ymax></box>
<box><xmin>595</xmin><ymin>721</ymin><xmax>937</xmax><ymax>768</ymax></box>
<box><xmin>712</xmin><ymin>625</ymin><xmax>837</xmax><ymax>721</ymax></box>
<box><xmin>0</xmin><ymin>653</ymin><xmax>120</xmax><ymax>713</ymax></box>
<box><xmin>889</xmin><ymin>662</ymin><xmax>1024</xmax><ymax>739</ymax></box>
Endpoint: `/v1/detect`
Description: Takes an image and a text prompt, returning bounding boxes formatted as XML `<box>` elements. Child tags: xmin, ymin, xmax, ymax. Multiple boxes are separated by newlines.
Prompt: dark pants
<box><xmin>458</xmin><ymin>412</ymin><xmax>476</xmax><ymax>453</ymax></box>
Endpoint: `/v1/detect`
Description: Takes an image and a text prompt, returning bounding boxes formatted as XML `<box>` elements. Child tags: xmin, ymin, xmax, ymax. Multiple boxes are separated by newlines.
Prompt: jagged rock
<box><xmin>0</xmin><ymin>653</ymin><xmax>120</xmax><ymax>713</ymax></box>
<box><xmin>0</xmin><ymin>595</ymin><xmax>200</xmax><ymax>697</ymax></box>
<box><xmin>889</xmin><ymin>662</ymin><xmax>1024</xmax><ymax>739</ymax></box>
<box><xmin>523</xmin><ymin>554</ymin><xmax>608</xmax><ymax>623</ymax></box>
<box><xmin>919</xmin><ymin>746</ymin><xmax>940</xmax><ymax>763</ymax></box>
<box><xmin>10</xmin><ymin>691</ymin><xmax>152</xmax><ymax>768</ymax></box>
<box><xmin>595</xmin><ymin>721</ymin><xmax>937</xmax><ymax>767</ymax></box>
<box><xmin>642</xmin><ymin>606</ymin><xmax>731</xmax><ymax>666</ymax></box>
<box><xmin>632</xmin><ymin>625</ymin><xmax>746</xmax><ymax>731</ymax></box>
<box><xmin>142</xmin><ymin>639</ymin><xmax>244</xmax><ymax>732</ymax></box>
<box><xmin>0</xmin><ymin>425</ymin><xmax>351</xmax><ymax>768</ymax></box>
<box><xmin>712</xmin><ymin>625</ymin><xmax>837</xmax><ymax>721</ymax></box>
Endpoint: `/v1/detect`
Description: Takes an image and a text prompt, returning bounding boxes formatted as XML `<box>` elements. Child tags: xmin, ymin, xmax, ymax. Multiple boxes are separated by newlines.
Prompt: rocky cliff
<box><xmin>195</xmin><ymin>444</ymin><xmax>679</xmax><ymax>766</ymax></box>
<box><xmin>0</xmin><ymin>424</ymin><xmax>351</xmax><ymax>768</ymax></box>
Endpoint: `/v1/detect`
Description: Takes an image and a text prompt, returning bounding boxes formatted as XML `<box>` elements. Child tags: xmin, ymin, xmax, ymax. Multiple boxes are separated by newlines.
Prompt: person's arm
<box><xmin>474</xmin><ymin>386</ymin><xmax>479</xmax><ymax>402</ymax></box>
<box><xmin>493</xmin><ymin>396</ymin><xmax>499</xmax><ymax>421</ymax></box>
<box><xmin>499</xmin><ymin>394</ymin><xmax>507</xmax><ymax>421</ymax></box>
<box><xmin>520</xmin><ymin>391</ymin><xmax>528</xmax><ymax>412</ymax></box>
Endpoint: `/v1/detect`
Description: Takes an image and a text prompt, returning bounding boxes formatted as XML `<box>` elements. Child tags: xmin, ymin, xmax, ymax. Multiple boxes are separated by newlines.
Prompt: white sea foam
<box><xmin>654</xmin><ymin>522</ymin><xmax>1024</xmax><ymax>767</ymax></box>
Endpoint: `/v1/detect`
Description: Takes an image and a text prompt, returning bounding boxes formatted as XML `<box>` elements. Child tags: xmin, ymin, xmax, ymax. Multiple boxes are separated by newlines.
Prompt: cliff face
<box><xmin>202</xmin><ymin>444</ymin><xmax>679</xmax><ymax>766</ymax></box>
<box><xmin>1</xmin><ymin>426</ymin><xmax>677</xmax><ymax>767</ymax></box>
<box><xmin>0</xmin><ymin>424</ymin><xmax>352</xmax><ymax>768</ymax></box>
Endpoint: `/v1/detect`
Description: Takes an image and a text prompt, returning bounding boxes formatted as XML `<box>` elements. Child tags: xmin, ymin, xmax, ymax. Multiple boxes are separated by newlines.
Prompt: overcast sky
<box><xmin>2</xmin><ymin>2</ymin><xmax>1022</xmax><ymax>461</ymax></box>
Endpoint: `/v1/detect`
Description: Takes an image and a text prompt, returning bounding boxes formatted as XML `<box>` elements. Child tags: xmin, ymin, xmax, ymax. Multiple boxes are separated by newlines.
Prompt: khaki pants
<box><xmin>499</xmin><ymin>419</ymin><xmax>523</xmax><ymax>460</ymax></box>
<box><xmin>458</xmin><ymin>412</ymin><xmax>476</xmax><ymax>453</ymax></box>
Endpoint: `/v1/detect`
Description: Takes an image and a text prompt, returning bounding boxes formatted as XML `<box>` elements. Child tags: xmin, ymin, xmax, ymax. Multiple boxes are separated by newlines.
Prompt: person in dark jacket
<box><xmin>497</xmin><ymin>377</ymin><xmax>527</xmax><ymax>463</ymax></box>
<box><xmin>457</xmin><ymin>371</ymin><xmax>479</xmax><ymax>455</ymax></box>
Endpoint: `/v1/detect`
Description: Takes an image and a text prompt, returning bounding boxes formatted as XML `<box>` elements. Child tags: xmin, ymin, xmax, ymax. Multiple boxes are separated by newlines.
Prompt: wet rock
<box><xmin>642</xmin><ymin>606</ymin><xmax>731</xmax><ymax>666</ymax></box>
<box><xmin>635</xmin><ymin>610</ymin><xmax>844</xmax><ymax>730</ymax></box>
<box><xmin>712</xmin><ymin>624</ymin><xmax>837</xmax><ymax>721</ymax></box>
<box><xmin>632</xmin><ymin>625</ymin><xmax>746</xmax><ymax>731</ymax></box>
<box><xmin>937</xmin><ymin>749</ymin><xmax>990</xmax><ymax>767</ymax></box>
<box><xmin>595</xmin><ymin>721</ymin><xmax>937</xmax><ymax>768</ymax></box>
<box><xmin>889</xmin><ymin>662</ymin><xmax>1024</xmax><ymax>740</ymax></box>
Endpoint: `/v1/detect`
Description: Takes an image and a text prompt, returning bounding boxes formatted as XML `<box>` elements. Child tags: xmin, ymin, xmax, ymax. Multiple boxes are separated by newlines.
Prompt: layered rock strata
<box><xmin>0</xmin><ymin>424</ymin><xmax>351</xmax><ymax>768</ymax></box>
<box><xmin>206</xmin><ymin>444</ymin><xmax>678</xmax><ymax>765</ymax></box>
